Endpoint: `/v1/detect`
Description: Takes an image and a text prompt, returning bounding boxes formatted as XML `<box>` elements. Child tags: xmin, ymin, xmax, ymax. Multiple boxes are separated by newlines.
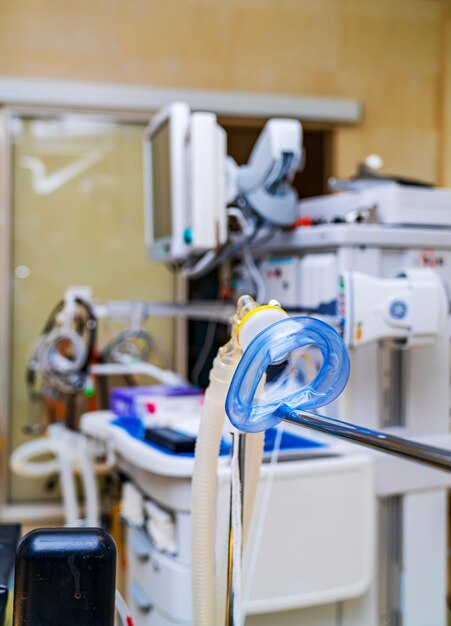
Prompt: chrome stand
<box><xmin>225</xmin><ymin>432</ymin><xmax>246</xmax><ymax>626</ymax></box>
<box><xmin>282</xmin><ymin>409</ymin><xmax>451</xmax><ymax>472</ymax></box>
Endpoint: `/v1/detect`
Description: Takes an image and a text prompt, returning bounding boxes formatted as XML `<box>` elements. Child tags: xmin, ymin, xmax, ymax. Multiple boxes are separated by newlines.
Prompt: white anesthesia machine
<box><xmin>257</xmin><ymin>221</ymin><xmax>451</xmax><ymax>626</ymax></box>
<box><xmin>81</xmin><ymin>220</ymin><xmax>451</xmax><ymax>626</ymax></box>
<box><xmin>87</xmin><ymin>107</ymin><xmax>451</xmax><ymax>626</ymax></box>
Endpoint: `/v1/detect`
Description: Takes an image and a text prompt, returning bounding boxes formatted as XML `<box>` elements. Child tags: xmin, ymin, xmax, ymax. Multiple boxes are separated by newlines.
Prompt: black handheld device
<box><xmin>144</xmin><ymin>427</ymin><xmax>197</xmax><ymax>453</ymax></box>
<box><xmin>0</xmin><ymin>524</ymin><xmax>21</xmax><ymax>626</ymax></box>
<box><xmin>13</xmin><ymin>528</ymin><xmax>116</xmax><ymax>626</ymax></box>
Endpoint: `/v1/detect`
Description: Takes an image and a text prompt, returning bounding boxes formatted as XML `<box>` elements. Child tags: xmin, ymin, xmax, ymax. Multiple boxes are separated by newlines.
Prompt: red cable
<box><xmin>126</xmin><ymin>617</ymin><xmax>134</xmax><ymax>626</ymax></box>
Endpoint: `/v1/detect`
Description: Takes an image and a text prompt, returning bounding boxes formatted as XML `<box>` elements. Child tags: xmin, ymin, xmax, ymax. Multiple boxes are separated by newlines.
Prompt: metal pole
<box><xmin>283</xmin><ymin>409</ymin><xmax>451</xmax><ymax>472</ymax></box>
<box><xmin>225</xmin><ymin>432</ymin><xmax>247</xmax><ymax>626</ymax></box>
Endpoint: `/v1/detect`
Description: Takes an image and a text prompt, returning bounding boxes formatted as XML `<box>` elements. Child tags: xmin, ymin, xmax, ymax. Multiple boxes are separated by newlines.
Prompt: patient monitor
<box><xmin>143</xmin><ymin>102</ymin><xmax>228</xmax><ymax>260</ymax></box>
<box><xmin>144</xmin><ymin>102</ymin><xmax>304</xmax><ymax>263</ymax></box>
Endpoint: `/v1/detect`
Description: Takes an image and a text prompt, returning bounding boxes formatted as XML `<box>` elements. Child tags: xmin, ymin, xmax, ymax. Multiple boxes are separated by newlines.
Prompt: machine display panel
<box><xmin>151</xmin><ymin>120</ymin><xmax>172</xmax><ymax>240</ymax></box>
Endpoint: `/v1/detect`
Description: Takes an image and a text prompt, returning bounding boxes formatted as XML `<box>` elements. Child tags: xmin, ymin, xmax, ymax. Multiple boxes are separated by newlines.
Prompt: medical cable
<box><xmin>242</xmin><ymin>248</ymin><xmax>266</xmax><ymax>303</ymax></box>
<box><xmin>191</xmin><ymin>319</ymin><xmax>218</xmax><ymax>386</ymax></box>
<box><xmin>227</xmin><ymin>432</ymin><xmax>245</xmax><ymax>626</ymax></box>
<box><xmin>228</xmin><ymin>208</ymin><xmax>266</xmax><ymax>302</ymax></box>
<box><xmin>240</xmin><ymin>425</ymin><xmax>283</xmax><ymax>626</ymax></box>
<box><xmin>183</xmin><ymin>235</ymin><xmax>253</xmax><ymax>280</ymax></box>
<box><xmin>115</xmin><ymin>590</ymin><xmax>135</xmax><ymax>626</ymax></box>
<box><xmin>182</xmin><ymin>213</ymin><xmax>276</xmax><ymax>280</ymax></box>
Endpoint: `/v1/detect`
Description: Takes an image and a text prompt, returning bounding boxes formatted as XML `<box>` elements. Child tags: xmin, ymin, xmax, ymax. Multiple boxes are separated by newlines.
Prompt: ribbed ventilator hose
<box><xmin>192</xmin><ymin>357</ymin><xmax>266</xmax><ymax>625</ymax></box>
<box><xmin>243</xmin><ymin>432</ymin><xmax>265</xmax><ymax>540</ymax></box>
<box><xmin>192</xmin><ymin>295</ymin><xmax>279</xmax><ymax>626</ymax></box>
<box><xmin>191</xmin><ymin>345</ymin><xmax>241</xmax><ymax>626</ymax></box>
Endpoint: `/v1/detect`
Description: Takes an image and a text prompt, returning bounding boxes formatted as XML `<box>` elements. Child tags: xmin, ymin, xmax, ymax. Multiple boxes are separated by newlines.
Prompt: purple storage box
<box><xmin>110</xmin><ymin>385</ymin><xmax>201</xmax><ymax>418</ymax></box>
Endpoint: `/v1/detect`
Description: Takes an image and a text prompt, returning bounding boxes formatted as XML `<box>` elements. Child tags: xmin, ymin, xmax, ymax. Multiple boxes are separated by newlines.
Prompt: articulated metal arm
<box><xmin>281</xmin><ymin>409</ymin><xmax>451</xmax><ymax>473</ymax></box>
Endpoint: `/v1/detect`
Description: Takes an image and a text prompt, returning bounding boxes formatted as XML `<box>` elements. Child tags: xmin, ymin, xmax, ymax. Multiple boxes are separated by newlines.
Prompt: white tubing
<box><xmin>215</xmin><ymin>506</ymin><xmax>232</xmax><ymax>625</ymax></box>
<box><xmin>10</xmin><ymin>438</ymin><xmax>60</xmax><ymax>477</ymax></box>
<box><xmin>56</xmin><ymin>440</ymin><xmax>79</xmax><ymax>526</ymax></box>
<box><xmin>56</xmin><ymin>428</ymin><xmax>99</xmax><ymax>527</ymax></box>
<box><xmin>77</xmin><ymin>445</ymin><xmax>100</xmax><ymax>526</ymax></box>
<box><xmin>116</xmin><ymin>590</ymin><xmax>134</xmax><ymax>626</ymax></box>
<box><xmin>230</xmin><ymin>436</ymin><xmax>244</xmax><ymax>625</ymax></box>
<box><xmin>191</xmin><ymin>351</ymin><xmax>237</xmax><ymax>626</ymax></box>
<box><xmin>90</xmin><ymin>362</ymin><xmax>185</xmax><ymax>387</ymax></box>
<box><xmin>243</xmin><ymin>432</ymin><xmax>265</xmax><ymax>540</ymax></box>
<box><xmin>10</xmin><ymin>426</ymin><xmax>99</xmax><ymax>527</ymax></box>
<box><xmin>191</xmin><ymin>350</ymin><xmax>265</xmax><ymax>626</ymax></box>
<box><xmin>192</xmin><ymin>300</ymin><xmax>283</xmax><ymax>626</ymax></box>
<box><xmin>10</xmin><ymin>430</ymin><xmax>80</xmax><ymax>525</ymax></box>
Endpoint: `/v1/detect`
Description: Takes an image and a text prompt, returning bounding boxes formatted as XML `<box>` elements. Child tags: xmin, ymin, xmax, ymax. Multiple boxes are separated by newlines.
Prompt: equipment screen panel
<box><xmin>151</xmin><ymin>120</ymin><xmax>172</xmax><ymax>239</ymax></box>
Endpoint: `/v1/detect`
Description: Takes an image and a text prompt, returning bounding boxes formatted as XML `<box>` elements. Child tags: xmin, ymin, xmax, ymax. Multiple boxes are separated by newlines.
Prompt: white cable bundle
<box><xmin>230</xmin><ymin>436</ymin><xmax>244</xmax><ymax>625</ymax></box>
<box><xmin>116</xmin><ymin>590</ymin><xmax>134</xmax><ymax>626</ymax></box>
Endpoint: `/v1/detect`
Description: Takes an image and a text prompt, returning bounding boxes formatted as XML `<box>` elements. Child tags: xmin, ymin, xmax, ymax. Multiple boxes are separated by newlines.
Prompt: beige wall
<box><xmin>442</xmin><ymin>3</ymin><xmax>451</xmax><ymax>186</ymax></box>
<box><xmin>1</xmin><ymin>0</ymin><xmax>451</xmax><ymax>183</ymax></box>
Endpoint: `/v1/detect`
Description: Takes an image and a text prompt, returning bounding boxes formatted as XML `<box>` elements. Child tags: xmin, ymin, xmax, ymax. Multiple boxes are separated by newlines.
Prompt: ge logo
<box><xmin>390</xmin><ymin>300</ymin><xmax>408</xmax><ymax>320</ymax></box>
<box><xmin>418</xmin><ymin>249</ymin><xmax>444</xmax><ymax>268</ymax></box>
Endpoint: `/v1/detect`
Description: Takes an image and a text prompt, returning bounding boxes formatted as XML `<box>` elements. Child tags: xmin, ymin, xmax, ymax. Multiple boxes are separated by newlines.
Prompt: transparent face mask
<box><xmin>256</xmin><ymin>344</ymin><xmax>323</xmax><ymax>408</ymax></box>
<box><xmin>227</xmin><ymin>317</ymin><xmax>350</xmax><ymax>433</ymax></box>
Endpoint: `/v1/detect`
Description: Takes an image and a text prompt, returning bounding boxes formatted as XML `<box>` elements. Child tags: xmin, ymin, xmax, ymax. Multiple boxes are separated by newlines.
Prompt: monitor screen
<box><xmin>151</xmin><ymin>120</ymin><xmax>172</xmax><ymax>240</ymax></box>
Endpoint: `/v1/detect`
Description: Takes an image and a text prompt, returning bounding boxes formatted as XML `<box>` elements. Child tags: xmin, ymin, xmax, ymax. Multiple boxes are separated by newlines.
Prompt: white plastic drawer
<box><xmin>128</xmin><ymin>580</ymin><xmax>190</xmax><ymax>626</ymax></box>
<box><xmin>128</xmin><ymin>527</ymin><xmax>192</xmax><ymax>622</ymax></box>
<box><xmin>245</xmin><ymin>455</ymin><xmax>375</xmax><ymax>614</ymax></box>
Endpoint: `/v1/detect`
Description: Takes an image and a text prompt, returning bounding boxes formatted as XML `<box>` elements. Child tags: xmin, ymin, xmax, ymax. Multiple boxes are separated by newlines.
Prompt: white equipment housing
<box><xmin>341</xmin><ymin>268</ymin><xmax>448</xmax><ymax>347</ymax></box>
<box><xmin>102</xmin><ymin>115</ymin><xmax>451</xmax><ymax>625</ymax></box>
<box><xmin>236</xmin><ymin>118</ymin><xmax>303</xmax><ymax>226</ymax></box>
<box><xmin>190</xmin><ymin>113</ymin><xmax>227</xmax><ymax>251</ymax></box>
<box><xmin>257</xmin><ymin>222</ymin><xmax>451</xmax><ymax>626</ymax></box>
<box><xmin>81</xmin><ymin>412</ymin><xmax>374</xmax><ymax>625</ymax></box>
<box><xmin>299</xmin><ymin>182</ymin><xmax>451</xmax><ymax>226</ymax></box>
<box><xmin>143</xmin><ymin>102</ymin><xmax>227</xmax><ymax>260</ymax></box>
